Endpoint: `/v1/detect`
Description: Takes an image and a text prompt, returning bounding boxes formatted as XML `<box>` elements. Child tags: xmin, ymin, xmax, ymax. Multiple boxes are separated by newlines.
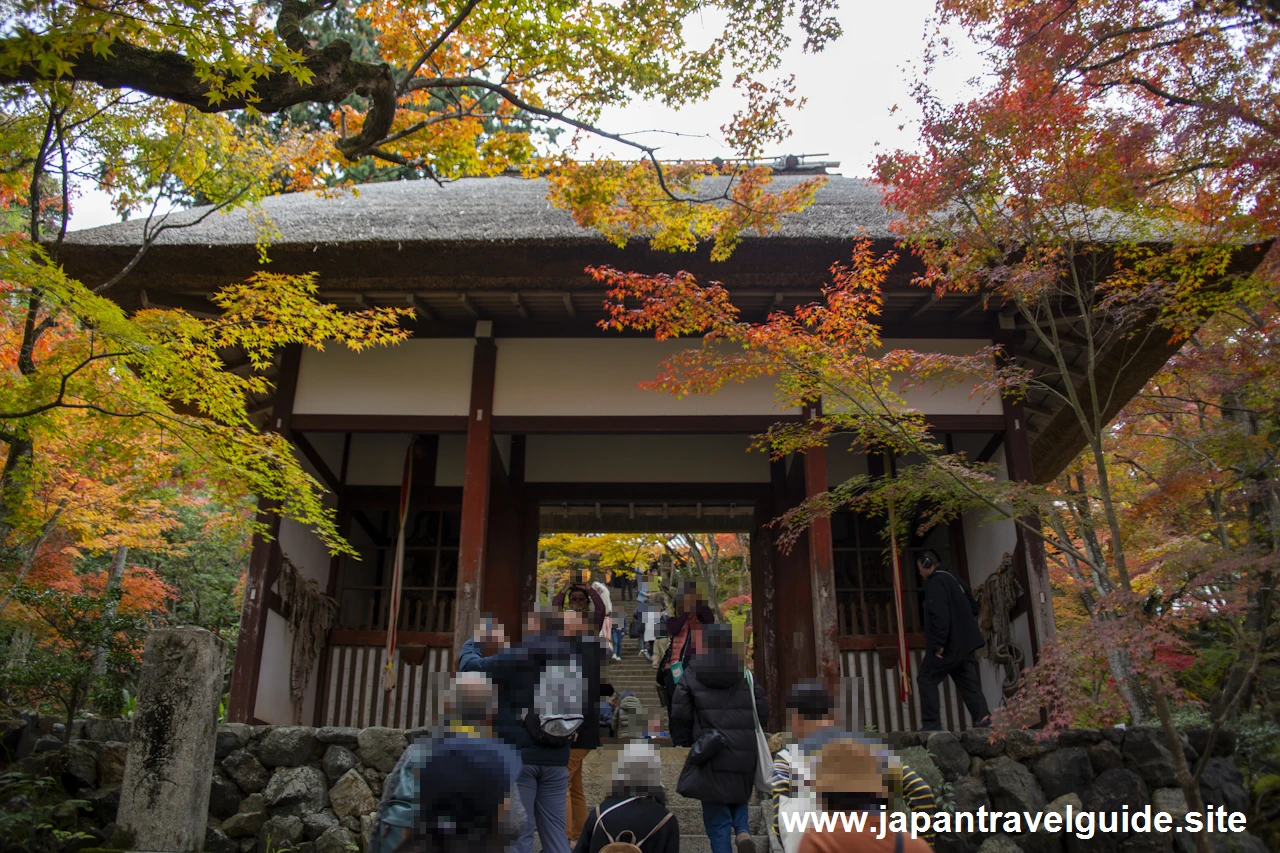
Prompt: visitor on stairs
<box><xmin>457</xmin><ymin>606</ymin><xmax>576</xmax><ymax>853</ymax></box>
<box><xmin>572</xmin><ymin>742</ymin><xmax>679</xmax><ymax>853</ymax></box>
<box><xmin>561</xmin><ymin>592</ymin><xmax>614</xmax><ymax>847</ymax></box>
<box><xmin>611</xmin><ymin>609</ymin><xmax>625</xmax><ymax>661</ymax></box>
<box><xmin>670</xmin><ymin>623</ymin><xmax>767</xmax><ymax>853</ymax></box>
<box><xmin>374</xmin><ymin>672</ymin><xmax>526</xmax><ymax>853</ymax></box>
<box><xmin>660</xmin><ymin>583</ymin><xmax>715</xmax><ymax>715</ymax></box>
<box><xmin>915</xmin><ymin>549</ymin><xmax>991</xmax><ymax>732</ymax></box>
<box><xmin>769</xmin><ymin>681</ymin><xmax>936</xmax><ymax>853</ymax></box>
<box><xmin>797</xmin><ymin>739</ymin><xmax>932</xmax><ymax>853</ymax></box>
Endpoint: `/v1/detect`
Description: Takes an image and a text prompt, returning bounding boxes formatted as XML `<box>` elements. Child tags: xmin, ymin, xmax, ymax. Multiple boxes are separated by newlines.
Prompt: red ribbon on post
<box><xmin>383</xmin><ymin>438</ymin><xmax>415</xmax><ymax>692</ymax></box>
<box><xmin>887</xmin><ymin>498</ymin><xmax>912</xmax><ymax>704</ymax></box>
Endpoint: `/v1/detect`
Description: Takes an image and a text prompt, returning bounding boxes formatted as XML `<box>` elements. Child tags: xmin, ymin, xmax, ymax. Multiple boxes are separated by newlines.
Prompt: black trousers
<box><xmin>917</xmin><ymin>655</ymin><xmax>990</xmax><ymax>729</ymax></box>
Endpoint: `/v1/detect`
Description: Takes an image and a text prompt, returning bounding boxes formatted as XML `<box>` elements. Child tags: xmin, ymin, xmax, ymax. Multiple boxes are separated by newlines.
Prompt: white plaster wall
<box><xmin>278</xmin><ymin>518</ymin><xmax>331</xmax><ymax>586</ymax></box>
<box><xmin>525</xmin><ymin>434</ymin><xmax>769</xmax><ymax>483</ymax></box>
<box><xmin>962</xmin><ymin>452</ymin><xmax>1019</xmax><ymax>587</ymax></box>
<box><xmin>293</xmin><ymin>340</ymin><xmax>475</xmax><ymax>416</ymax></box>
<box><xmin>436</xmin><ymin>434</ymin><xmax>467</xmax><ymax>486</ymax></box>
<box><xmin>493</xmin><ymin>339</ymin><xmax>800</xmax><ymax>417</ymax></box>
<box><xmin>255</xmin><ymin>609</ymin><xmax>318</xmax><ymax>724</ymax></box>
<box><xmin>345</xmin><ymin>433</ymin><xmax>413</xmax><ymax>486</ymax></box>
<box><xmin>823</xmin><ymin>338</ymin><xmax>998</xmax><ymax>416</ymax></box>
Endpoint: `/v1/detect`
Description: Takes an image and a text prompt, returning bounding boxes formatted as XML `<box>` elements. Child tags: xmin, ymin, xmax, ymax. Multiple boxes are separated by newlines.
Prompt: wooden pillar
<box><xmin>1001</xmin><ymin>395</ymin><xmax>1056</xmax><ymax>660</ymax></box>
<box><xmin>802</xmin><ymin>404</ymin><xmax>841</xmax><ymax>688</ymax></box>
<box><xmin>452</xmin><ymin>336</ymin><xmax>498</xmax><ymax>663</ymax></box>
<box><xmin>775</xmin><ymin>456</ymin><xmax>816</xmax><ymax>695</ymax></box>
<box><xmin>484</xmin><ymin>435</ymin><xmax>525</xmax><ymax>637</ymax></box>
<box><xmin>228</xmin><ymin>345</ymin><xmax>301</xmax><ymax>723</ymax></box>
<box><xmin>513</xmin><ymin>436</ymin><xmax>541</xmax><ymax>635</ymax></box>
<box><xmin>751</xmin><ymin>480</ymin><xmax>782</xmax><ymax>730</ymax></box>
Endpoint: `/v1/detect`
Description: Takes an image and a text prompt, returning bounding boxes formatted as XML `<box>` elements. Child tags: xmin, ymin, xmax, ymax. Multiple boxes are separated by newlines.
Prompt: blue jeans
<box><xmin>701</xmin><ymin>801</ymin><xmax>750</xmax><ymax>853</ymax></box>
<box><xmin>513</xmin><ymin>763</ymin><xmax>570</xmax><ymax>853</ymax></box>
<box><xmin>612</xmin><ymin>628</ymin><xmax>624</xmax><ymax>657</ymax></box>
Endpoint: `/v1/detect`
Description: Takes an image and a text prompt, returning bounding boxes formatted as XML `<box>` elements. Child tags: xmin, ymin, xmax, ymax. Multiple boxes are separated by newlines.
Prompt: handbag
<box><xmin>745</xmin><ymin>669</ymin><xmax>772</xmax><ymax>794</ymax></box>
<box><xmin>688</xmin><ymin>729</ymin><xmax>728</xmax><ymax>765</ymax></box>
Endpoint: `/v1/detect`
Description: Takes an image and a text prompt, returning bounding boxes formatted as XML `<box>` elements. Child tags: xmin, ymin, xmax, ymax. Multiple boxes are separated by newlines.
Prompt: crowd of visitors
<box><xmin>372</xmin><ymin>566</ymin><xmax>956</xmax><ymax>853</ymax></box>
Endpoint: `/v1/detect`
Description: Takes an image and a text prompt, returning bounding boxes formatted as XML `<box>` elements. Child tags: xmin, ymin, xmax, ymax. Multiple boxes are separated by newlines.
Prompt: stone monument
<box><xmin>117</xmin><ymin>626</ymin><xmax>227</xmax><ymax>852</ymax></box>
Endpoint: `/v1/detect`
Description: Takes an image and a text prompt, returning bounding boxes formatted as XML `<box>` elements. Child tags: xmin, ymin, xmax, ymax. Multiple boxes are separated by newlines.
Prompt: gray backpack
<box><xmin>524</xmin><ymin>657</ymin><xmax>586</xmax><ymax>747</ymax></box>
<box><xmin>615</xmin><ymin>693</ymin><xmax>644</xmax><ymax>740</ymax></box>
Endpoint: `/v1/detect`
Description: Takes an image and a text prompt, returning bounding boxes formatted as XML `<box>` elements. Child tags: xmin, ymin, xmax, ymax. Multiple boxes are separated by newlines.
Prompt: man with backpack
<box><xmin>915</xmin><ymin>549</ymin><xmax>991</xmax><ymax>732</ymax></box>
<box><xmin>561</xmin><ymin>603</ymin><xmax>613</xmax><ymax>847</ymax></box>
<box><xmin>373</xmin><ymin>671</ymin><xmax>522</xmax><ymax>850</ymax></box>
<box><xmin>459</xmin><ymin>606</ymin><xmax>582</xmax><ymax>853</ymax></box>
<box><xmin>571</xmin><ymin>742</ymin><xmax>679</xmax><ymax>853</ymax></box>
<box><xmin>613</xmin><ymin>690</ymin><xmax>646</xmax><ymax>741</ymax></box>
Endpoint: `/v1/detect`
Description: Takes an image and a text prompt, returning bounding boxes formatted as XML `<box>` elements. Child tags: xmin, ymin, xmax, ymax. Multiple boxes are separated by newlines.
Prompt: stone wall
<box><xmin>1</xmin><ymin>717</ymin><xmax>1267</xmax><ymax>853</ymax></box>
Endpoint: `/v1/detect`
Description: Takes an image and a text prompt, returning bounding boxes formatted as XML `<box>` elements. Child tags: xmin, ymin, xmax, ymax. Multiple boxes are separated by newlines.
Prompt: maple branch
<box><xmin>400</xmin><ymin>0</ymin><xmax>486</xmax><ymax>93</ymax></box>
<box><xmin>1120</xmin><ymin>76</ymin><xmax>1279</xmax><ymax>138</ymax></box>
<box><xmin>0</xmin><ymin>350</ymin><xmax>132</xmax><ymax>420</ymax></box>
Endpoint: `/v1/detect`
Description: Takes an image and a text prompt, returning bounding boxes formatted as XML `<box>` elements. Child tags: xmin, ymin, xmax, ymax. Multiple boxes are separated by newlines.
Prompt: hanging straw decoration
<box><xmin>279</xmin><ymin>556</ymin><xmax>338</xmax><ymax>724</ymax></box>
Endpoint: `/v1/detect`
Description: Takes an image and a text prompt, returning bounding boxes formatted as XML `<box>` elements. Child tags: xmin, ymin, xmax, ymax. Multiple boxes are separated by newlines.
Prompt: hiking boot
<box><xmin>736</xmin><ymin>831</ymin><xmax>754</xmax><ymax>853</ymax></box>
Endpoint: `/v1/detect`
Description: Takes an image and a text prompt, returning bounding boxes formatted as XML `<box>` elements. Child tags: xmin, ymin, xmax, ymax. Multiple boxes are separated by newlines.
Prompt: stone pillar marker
<box><xmin>118</xmin><ymin>627</ymin><xmax>227</xmax><ymax>852</ymax></box>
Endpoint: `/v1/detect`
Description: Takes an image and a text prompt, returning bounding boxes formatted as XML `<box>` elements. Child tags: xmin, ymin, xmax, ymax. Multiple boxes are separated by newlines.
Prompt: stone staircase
<box><xmin>561</xmin><ymin>596</ymin><xmax>770</xmax><ymax>853</ymax></box>
<box><xmin>602</xmin><ymin>597</ymin><xmax>668</xmax><ymax>735</ymax></box>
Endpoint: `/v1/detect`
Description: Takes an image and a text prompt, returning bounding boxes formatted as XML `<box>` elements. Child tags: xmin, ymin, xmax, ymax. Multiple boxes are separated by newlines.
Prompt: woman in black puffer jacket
<box><xmin>670</xmin><ymin>623</ymin><xmax>767</xmax><ymax>853</ymax></box>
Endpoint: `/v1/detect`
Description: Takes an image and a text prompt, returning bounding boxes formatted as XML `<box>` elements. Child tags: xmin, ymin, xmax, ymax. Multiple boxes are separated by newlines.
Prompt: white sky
<box><xmin>67</xmin><ymin>0</ymin><xmax>983</xmax><ymax>232</ymax></box>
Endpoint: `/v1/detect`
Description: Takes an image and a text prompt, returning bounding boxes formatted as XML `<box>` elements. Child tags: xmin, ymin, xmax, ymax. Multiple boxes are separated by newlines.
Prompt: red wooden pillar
<box><xmin>751</xmin><ymin>475</ymin><xmax>782</xmax><ymax>730</ymax></box>
<box><xmin>484</xmin><ymin>435</ymin><xmax>525</xmax><ymax>638</ymax></box>
<box><xmin>1001</xmin><ymin>394</ymin><xmax>1055</xmax><ymax>660</ymax></box>
<box><xmin>802</xmin><ymin>404</ymin><xmax>841</xmax><ymax>689</ymax></box>
<box><xmin>451</xmin><ymin>336</ymin><xmax>498</xmax><ymax>663</ymax></box>
<box><xmin>228</xmin><ymin>344</ymin><xmax>301</xmax><ymax>723</ymax></box>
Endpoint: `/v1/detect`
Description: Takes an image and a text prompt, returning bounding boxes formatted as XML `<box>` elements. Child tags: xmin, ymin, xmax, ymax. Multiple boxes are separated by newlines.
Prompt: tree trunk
<box><xmin>90</xmin><ymin>546</ymin><xmax>129</xmax><ymax>712</ymax></box>
<box><xmin>1151</xmin><ymin>682</ymin><xmax>1212</xmax><ymax>853</ymax></box>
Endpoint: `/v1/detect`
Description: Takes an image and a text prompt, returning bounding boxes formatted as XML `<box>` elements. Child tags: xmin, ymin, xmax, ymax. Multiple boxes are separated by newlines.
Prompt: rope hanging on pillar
<box><xmin>886</xmin><ymin>497</ymin><xmax>911</xmax><ymax>703</ymax></box>
<box><xmin>384</xmin><ymin>437</ymin><xmax>416</xmax><ymax>692</ymax></box>
<box><xmin>975</xmin><ymin>552</ymin><xmax>1024</xmax><ymax>696</ymax></box>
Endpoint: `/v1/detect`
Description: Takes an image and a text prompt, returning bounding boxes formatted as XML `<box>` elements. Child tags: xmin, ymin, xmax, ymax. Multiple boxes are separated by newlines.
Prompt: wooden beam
<box><xmin>410</xmin><ymin>295</ymin><xmax>436</xmax><ymax>321</ymax></box>
<box><xmin>459</xmin><ymin>293</ymin><xmax>482</xmax><ymax>319</ymax></box>
<box><xmin>227</xmin><ymin>343</ymin><xmax>301</xmax><ymax>722</ymax></box>
<box><xmin>293</xmin><ymin>431</ymin><xmax>340</xmax><ymax>492</ymax></box>
<box><xmin>452</xmin><ymin>338</ymin><xmax>498</xmax><ymax>663</ymax></box>
<box><xmin>1001</xmin><ymin>394</ymin><xmax>1055</xmax><ymax>662</ymax></box>
<box><xmin>975</xmin><ymin>431</ymin><xmax>1006</xmax><ymax>464</ymax></box>
<box><xmin>906</xmin><ymin>293</ymin><xmax>939</xmax><ymax>320</ymax></box>
<box><xmin>802</xmin><ymin>403</ymin><xmax>841</xmax><ymax>689</ymax></box>
<box><xmin>955</xmin><ymin>295</ymin><xmax>989</xmax><ymax>319</ymax></box>
<box><xmin>511</xmin><ymin>293</ymin><xmax>530</xmax><ymax>320</ymax></box>
<box><xmin>751</xmin><ymin>479</ymin><xmax>782</xmax><ymax>731</ymax></box>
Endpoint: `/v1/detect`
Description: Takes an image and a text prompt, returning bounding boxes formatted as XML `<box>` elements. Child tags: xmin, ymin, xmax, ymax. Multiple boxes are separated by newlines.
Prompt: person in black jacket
<box><xmin>915</xmin><ymin>549</ymin><xmax>991</xmax><ymax>732</ymax></box>
<box><xmin>670</xmin><ymin>623</ymin><xmax>767</xmax><ymax>853</ymax></box>
<box><xmin>562</xmin><ymin>598</ymin><xmax>614</xmax><ymax>846</ymax></box>
<box><xmin>573</xmin><ymin>742</ymin><xmax>678</xmax><ymax>853</ymax></box>
<box><xmin>458</xmin><ymin>606</ymin><xmax>575</xmax><ymax>853</ymax></box>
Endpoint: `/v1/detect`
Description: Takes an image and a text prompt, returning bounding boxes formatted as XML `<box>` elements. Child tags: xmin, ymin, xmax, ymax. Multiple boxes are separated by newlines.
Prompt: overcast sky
<box><xmin>66</xmin><ymin>0</ymin><xmax>983</xmax><ymax>232</ymax></box>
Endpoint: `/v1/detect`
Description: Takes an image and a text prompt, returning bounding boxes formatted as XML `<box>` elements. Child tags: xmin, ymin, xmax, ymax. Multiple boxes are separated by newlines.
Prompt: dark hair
<box><xmin>704</xmin><ymin>623</ymin><xmax>733</xmax><ymax>651</ymax></box>
<box><xmin>917</xmin><ymin>549</ymin><xmax>940</xmax><ymax>570</ymax></box>
<box><xmin>680</xmin><ymin>581</ymin><xmax>699</xmax><ymax>596</ymax></box>
<box><xmin>821</xmin><ymin>792</ymin><xmax>887</xmax><ymax>813</ymax></box>
<box><xmin>786</xmin><ymin>680</ymin><xmax>834</xmax><ymax>720</ymax></box>
<box><xmin>567</xmin><ymin>586</ymin><xmax>589</xmax><ymax>601</ymax></box>
<box><xmin>529</xmin><ymin>604</ymin><xmax>564</xmax><ymax>635</ymax></box>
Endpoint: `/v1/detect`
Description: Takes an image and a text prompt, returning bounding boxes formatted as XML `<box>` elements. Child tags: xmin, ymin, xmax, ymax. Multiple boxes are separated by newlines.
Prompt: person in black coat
<box><xmin>670</xmin><ymin>623</ymin><xmax>767</xmax><ymax>853</ymax></box>
<box><xmin>915</xmin><ymin>549</ymin><xmax>991</xmax><ymax>732</ymax></box>
<box><xmin>573</xmin><ymin>742</ymin><xmax>678</xmax><ymax>853</ymax></box>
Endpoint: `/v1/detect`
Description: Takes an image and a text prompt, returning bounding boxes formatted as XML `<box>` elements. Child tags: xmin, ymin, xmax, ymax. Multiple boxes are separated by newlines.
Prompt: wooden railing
<box><xmin>840</xmin><ymin>647</ymin><xmax>975</xmax><ymax>732</ymax></box>
<box><xmin>319</xmin><ymin>631</ymin><xmax>453</xmax><ymax>729</ymax></box>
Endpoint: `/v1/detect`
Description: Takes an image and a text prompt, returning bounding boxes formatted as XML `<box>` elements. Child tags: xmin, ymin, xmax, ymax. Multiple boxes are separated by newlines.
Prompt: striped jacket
<box><xmin>768</xmin><ymin>734</ymin><xmax>937</xmax><ymax>845</ymax></box>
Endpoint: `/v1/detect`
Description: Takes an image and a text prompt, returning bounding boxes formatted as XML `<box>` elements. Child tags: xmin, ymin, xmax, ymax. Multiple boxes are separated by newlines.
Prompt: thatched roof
<box><xmin>63</xmin><ymin>174</ymin><xmax>894</xmax><ymax>249</ymax></box>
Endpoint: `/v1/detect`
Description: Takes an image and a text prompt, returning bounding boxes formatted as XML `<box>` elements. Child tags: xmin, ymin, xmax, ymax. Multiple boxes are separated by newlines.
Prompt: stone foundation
<box><xmin>0</xmin><ymin>719</ymin><xmax>1266</xmax><ymax>853</ymax></box>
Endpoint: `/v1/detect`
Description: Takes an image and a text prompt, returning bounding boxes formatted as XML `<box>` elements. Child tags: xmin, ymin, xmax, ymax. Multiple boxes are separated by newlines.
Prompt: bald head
<box><xmin>447</xmin><ymin>672</ymin><xmax>498</xmax><ymax>727</ymax></box>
